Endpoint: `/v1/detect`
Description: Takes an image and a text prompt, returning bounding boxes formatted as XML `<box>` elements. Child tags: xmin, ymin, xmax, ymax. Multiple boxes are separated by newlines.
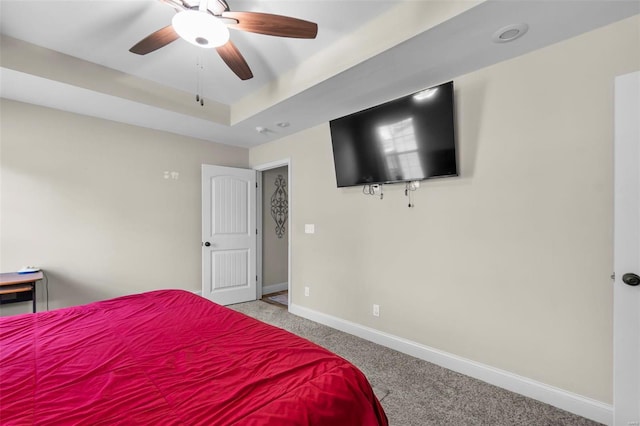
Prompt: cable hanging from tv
<box><xmin>405</xmin><ymin>181</ymin><xmax>419</xmax><ymax>208</ymax></box>
<box><xmin>362</xmin><ymin>184</ymin><xmax>383</xmax><ymax>200</ymax></box>
<box><xmin>361</xmin><ymin>181</ymin><xmax>420</xmax><ymax>207</ymax></box>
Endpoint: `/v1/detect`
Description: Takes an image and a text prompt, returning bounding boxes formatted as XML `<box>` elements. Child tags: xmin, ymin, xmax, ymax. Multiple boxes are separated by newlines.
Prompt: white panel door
<box><xmin>202</xmin><ymin>164</ymin><xmax>256</xmax><ymax>305</ymax></box>
<box><xmin>614</xmin><ymin>71</ymin><xmax>640</xmax><ymax>425</ymax></box>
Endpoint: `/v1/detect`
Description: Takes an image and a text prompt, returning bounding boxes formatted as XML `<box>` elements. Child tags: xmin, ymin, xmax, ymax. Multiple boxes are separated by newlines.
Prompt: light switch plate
<box><xmin>305</xmin><ymin>224</ymin><xmax>315</xmax><ymax>234</ymax></box>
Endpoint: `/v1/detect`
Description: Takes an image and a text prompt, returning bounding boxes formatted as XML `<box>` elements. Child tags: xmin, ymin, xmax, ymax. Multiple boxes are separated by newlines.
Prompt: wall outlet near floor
<box><xmin>373</xmin><ymin>304</ymin><xmax>380</xmax><ymax>317</ymax></box>
<box><xmin>304</xmin><ymin>286</ymin><xmax>310</xmax><ymax>297</ymax></box>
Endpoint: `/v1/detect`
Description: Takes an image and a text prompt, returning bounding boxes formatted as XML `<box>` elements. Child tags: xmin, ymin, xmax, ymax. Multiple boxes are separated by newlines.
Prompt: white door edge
<box><xmin>613</xmin><ymin>71</ymin><xmax>640</xmax><ymax>426</ymax></box>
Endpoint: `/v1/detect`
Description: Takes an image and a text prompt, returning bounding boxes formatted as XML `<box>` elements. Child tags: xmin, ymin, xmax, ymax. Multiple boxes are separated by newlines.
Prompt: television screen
<box><xmin>330</xmin><ymin>81</ymin><xmax>457</xmax><ymax>188</ymax></box>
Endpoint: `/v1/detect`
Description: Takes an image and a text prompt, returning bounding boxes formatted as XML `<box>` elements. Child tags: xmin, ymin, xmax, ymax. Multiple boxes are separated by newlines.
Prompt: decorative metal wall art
<box><xmin>270</xmin><ymin>174</ymin><xmax>288</xmax><ymax>238</ymax></box>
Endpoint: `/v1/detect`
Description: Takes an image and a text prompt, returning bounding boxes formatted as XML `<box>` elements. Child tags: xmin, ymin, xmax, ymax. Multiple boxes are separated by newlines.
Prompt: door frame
<box><xmin>254</xmin><ymin>158</ymin><xmax>292</xmax><ymax>308</ymax></box>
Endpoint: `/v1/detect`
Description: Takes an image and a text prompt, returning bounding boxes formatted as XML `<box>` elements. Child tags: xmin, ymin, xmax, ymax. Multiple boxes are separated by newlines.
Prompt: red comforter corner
<box><xmin>0</xmin><ymin>290</ymin><xmax>388</xmax><ymax>425</ymax></box>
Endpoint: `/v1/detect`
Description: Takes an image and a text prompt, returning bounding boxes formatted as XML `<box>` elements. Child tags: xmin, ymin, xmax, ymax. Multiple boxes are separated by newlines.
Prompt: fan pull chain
<box><xmin>195</xmin><ymin>56</ymin><xmax>199</xmax><ymax>103</ymax></box>
<box><xmin>195</xmin><ymin>56</ymin><xmax>204</xmax><ymax>107</ymax></box>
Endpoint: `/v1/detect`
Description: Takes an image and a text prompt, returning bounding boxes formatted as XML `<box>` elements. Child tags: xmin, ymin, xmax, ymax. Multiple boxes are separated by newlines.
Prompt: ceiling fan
<box><xmin>129</xmin><ymin>0</ymin><xmax>318</xmax><ymax>81</ymax></box>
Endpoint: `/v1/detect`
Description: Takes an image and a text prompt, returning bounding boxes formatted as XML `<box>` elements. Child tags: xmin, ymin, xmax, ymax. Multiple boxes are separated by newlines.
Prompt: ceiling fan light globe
<box><xmin>172</xmin><ymin>10</ymin><xmax>229</xmax><ymax>48</ymax></box>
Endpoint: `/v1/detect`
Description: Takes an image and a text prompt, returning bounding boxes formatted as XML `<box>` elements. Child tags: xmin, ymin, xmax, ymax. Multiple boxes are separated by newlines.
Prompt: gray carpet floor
<box><xmin>229</xmin><ymin>300</ymin><xmax>601</xmax><ymax>426</ymax></box>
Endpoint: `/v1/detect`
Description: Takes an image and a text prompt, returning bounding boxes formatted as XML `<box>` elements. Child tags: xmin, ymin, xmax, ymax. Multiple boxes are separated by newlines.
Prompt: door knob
<box><xmin>204</xmin><ymin>242</ymin><xmax>211</xmax><ymax>247</ymax></box>
<box><xmin>622</xmin><ymin>273</ymin><xmax>640</xmax><ymax>286</ymax></box>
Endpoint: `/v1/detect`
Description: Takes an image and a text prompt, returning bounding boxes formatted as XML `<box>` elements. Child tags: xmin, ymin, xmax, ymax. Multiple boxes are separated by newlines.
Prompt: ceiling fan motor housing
<box><xmin>172</xmin><ymin>10</ymin><xmax>230</xmax><ymax>48</ymax></box>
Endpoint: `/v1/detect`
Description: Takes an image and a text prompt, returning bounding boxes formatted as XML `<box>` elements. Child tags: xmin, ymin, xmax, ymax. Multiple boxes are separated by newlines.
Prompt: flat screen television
<box><xmin>330</xmin><ymin>81</ymin><xmax>457</xmax><ymax>188</ymax></box>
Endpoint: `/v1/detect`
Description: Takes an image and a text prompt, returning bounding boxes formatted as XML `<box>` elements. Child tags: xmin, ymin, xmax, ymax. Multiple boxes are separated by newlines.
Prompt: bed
<box><xmin>0</xmin><ymin>290</ymin><xmax>387</xmax><ymax>425</ymax></box>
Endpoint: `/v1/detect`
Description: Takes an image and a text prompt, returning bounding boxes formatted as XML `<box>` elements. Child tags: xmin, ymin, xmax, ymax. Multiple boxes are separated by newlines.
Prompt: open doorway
<box><xmin>257</xmin><ymin>163</ymin><xmax>290</xmax><ymax>309</ymax></box>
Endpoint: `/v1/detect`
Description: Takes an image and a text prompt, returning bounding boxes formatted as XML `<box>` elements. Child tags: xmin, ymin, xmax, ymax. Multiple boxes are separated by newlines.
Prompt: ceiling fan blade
<box><xmin>221</xmin><ymin>11</ymin><xmax>317</xmax><ymax>39</ymax></box>
<box><xmin>216</xmin><ymin>40</ymin><xmax>253</xmax><ymax>80</ymax></box>
<box><xmin>130</xmin><ymin>25</ymin><xmax>179</xmax><ymax>55</ymax></box>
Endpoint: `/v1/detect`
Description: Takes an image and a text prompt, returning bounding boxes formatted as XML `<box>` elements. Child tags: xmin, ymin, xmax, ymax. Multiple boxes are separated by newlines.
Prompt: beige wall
<box><xmin>0</xmin><ymin>100</ymin><xmax>248</xmax><ymax>315</ymax></box>
<box><xmin>250</xmin><ymin>15</ymin><xmax>640</xmax><ymax>403</ymax></box>
<box><xmin>262</xmin><ymin>166</ymin><xmax>288</xmax><ymax>288</ymax></box>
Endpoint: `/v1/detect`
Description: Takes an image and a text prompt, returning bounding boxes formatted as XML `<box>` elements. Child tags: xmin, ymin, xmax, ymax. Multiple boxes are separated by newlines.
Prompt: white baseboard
<box><xmin>262</xmin><ymin>282</ymin><xmax>288</xmax><ymax>295</ymax></box>
<box><xmin>192</xmin><ymin>290</ymin><xmax>202</xmax><ymax>296</ymax></box>
<box><xmin>289</xmin><ymin>303</ymin><xmax>613</xmax><ymax>425</ymax></box>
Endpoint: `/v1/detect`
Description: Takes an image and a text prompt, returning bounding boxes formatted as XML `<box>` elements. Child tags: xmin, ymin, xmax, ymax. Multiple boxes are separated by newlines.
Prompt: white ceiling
<box><xmin>1</xmin><ymin>0</ymin><xmax>638</xmax><ymax>147</ymax></box>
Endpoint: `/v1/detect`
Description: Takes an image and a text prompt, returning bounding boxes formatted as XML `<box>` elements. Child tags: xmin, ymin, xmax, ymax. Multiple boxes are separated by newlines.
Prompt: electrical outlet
<box><xmin>373</xmin><ymin>304</ymin><xmax>380</xmax><ymax>317</ymax></box>
<box><xmin>304</xmin><ymin>286</ymin><xmax>310</xmax><ymax>297</ymax></box>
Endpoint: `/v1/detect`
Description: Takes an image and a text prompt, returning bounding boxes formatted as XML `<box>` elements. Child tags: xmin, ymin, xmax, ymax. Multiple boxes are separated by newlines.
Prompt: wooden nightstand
<box><xmin>0</xmin><ymin>271</ymin><xmax>44</xmax><ymax>313</ymax></box>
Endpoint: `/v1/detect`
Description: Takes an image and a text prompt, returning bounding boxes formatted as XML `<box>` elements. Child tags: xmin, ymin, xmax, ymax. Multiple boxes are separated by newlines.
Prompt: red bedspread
<box><xmin>0</xmin><ymin>290</ymin><xmax>387</xmax><ymax>425</ymax></box>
